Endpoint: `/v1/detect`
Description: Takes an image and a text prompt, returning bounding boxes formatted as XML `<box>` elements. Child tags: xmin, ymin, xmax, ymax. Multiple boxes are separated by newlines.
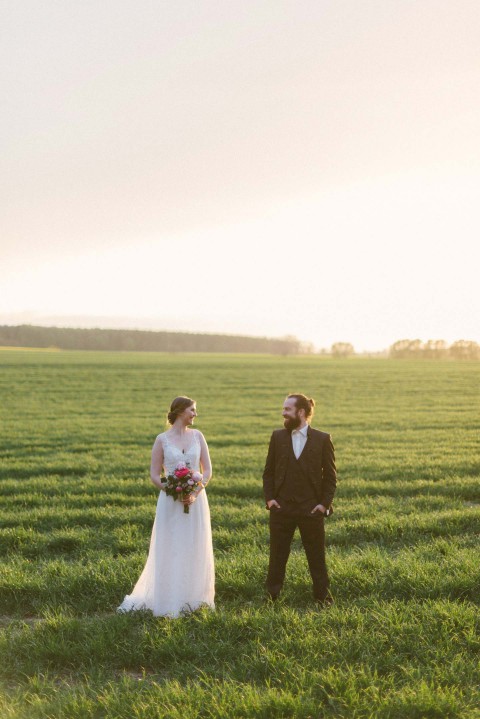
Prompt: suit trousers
<box><xmin>266</xmin><ymin>503</ymin><xmax>329</xmax><ymax>599</ymax></box>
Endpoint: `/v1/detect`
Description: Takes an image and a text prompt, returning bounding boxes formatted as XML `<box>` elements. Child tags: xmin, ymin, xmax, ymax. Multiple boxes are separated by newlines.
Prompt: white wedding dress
<box><xmin>118</xmin><ymin>430</ymin><xmax>215</xmax><ymax>617</ymax></box>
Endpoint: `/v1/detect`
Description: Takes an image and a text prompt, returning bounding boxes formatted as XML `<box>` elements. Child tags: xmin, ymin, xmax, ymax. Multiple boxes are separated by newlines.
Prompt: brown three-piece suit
<box><xmin>263</xmin><ymin>426</ymin><xmax>337</xmax><ymax>599</ymax></box>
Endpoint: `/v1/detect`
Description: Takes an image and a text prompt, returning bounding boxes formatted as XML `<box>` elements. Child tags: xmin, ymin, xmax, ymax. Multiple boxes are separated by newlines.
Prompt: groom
<box><xmin>263</xmin><ymin>393</ymin><xmax>337</xmax><ymax>605</ymax></box>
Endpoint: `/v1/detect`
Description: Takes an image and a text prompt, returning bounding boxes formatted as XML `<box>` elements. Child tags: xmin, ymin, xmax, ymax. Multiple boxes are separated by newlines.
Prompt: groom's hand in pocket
<box><xmin>267</xmin><ymin>499</ymin><xmax>281</xmax><ymax>510</ymax></box>
<box><xmin>311</xmin><ymin>504</ymin><xmax>326</xmax><ymax>515</ymax></box>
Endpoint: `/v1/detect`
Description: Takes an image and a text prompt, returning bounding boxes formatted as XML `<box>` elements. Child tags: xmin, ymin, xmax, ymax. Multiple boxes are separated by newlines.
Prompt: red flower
<box><xmin>174</xmin><ymin>468</ymin><xmax>191</xmax><ymax>479</ymax></box>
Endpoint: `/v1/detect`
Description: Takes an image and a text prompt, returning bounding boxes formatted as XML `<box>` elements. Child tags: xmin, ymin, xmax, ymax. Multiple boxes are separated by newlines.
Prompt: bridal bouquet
<box><xmin>162</xmin><ymin>462</ymin><xmax>204</xmax><ymax>513</ymax></box>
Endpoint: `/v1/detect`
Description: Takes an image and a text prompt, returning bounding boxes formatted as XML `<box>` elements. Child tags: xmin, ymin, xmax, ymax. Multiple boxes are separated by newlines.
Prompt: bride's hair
<box><xmin>167</xmin><ymin>396</ymin><xmax>195</xmax><ymax>425</ymax></box>
<box><xmin>287</xmin><ymin>393</ymin><xmax>315</xmax><ymax>420</ymax></box>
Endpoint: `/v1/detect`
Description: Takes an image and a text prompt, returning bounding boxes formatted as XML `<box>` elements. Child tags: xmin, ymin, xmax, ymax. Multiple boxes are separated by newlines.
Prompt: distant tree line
<box><xmin>323</xmin><ymin>340</ymin><xmax>479</xmax><ymax>359</ymax></box>
<box><xmin>0</xmin><ymin>325</ymin><xmax>310</xmax><ymax>355</ymax></box>
<box><xmin>1</xmin><ymin>326</ymin><xmax>478</xmax><ymax>358</ymax></box>
<box><xmin>330</xmin><ymin>342</ymin><xmax>355</xmax><ymax>357</ymax></box>
<box><xmin>389</xmin><ymin>339</ymin><xmax>480</xmax><ymax>360</ymax></box>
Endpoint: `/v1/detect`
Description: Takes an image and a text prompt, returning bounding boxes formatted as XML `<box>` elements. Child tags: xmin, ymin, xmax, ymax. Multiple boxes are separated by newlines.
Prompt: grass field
<box><xmin>0</xmin><ymin>350</ymin><xmax>479</xmax><ymax>718</ymax></box>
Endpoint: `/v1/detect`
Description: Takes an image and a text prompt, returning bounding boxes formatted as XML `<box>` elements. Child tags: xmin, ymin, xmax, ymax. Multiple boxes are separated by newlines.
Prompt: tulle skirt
<box><xmin>118</xmin><ymin>489</ymin><xmax>215</xmax><ymax>617</ymax></box>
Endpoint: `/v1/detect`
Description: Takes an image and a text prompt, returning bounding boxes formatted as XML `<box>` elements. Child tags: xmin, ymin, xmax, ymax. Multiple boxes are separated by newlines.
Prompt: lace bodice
<box><xmin>160</xmin><ymin>430</ymin><xmax>201</xmax><ymax>476</ymax></box>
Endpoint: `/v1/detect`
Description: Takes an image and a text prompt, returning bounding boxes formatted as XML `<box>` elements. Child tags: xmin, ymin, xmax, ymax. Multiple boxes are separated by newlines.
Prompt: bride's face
<box><xmin>181</xmin><ymin>403</ymin><xmax>197</xmax><ymax>426</ymax></box>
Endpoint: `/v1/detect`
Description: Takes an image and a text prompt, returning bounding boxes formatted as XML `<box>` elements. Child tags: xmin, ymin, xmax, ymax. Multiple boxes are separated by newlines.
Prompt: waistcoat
<box><xmin>278</xmin><ymin>440</ymin><xmax>316</xmax><ymax>502</ymax></box>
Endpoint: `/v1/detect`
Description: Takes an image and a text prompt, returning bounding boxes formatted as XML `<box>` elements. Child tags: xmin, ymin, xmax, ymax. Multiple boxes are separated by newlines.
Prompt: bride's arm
<box><xmin>150</xmin><ymin>436</ymin><xmax>165</xmax><ymax>490</ymax></box>
<box><xmin>196</xmin><ymin>431</ymin><xmax>212</xmax><ymax>492</ymax></box>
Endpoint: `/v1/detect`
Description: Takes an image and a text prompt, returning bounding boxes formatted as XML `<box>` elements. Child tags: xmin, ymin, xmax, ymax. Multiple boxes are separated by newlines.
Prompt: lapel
<box><xmin>279</xmin><ymin>428</ymin><xmax>290</xmax><ymax>459</ymax></box>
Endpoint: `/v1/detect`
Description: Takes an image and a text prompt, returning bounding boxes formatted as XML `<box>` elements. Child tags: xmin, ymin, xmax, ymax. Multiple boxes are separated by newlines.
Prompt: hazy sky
<box><xmin>1</xmin><ymin>1</ymin><xmax>479</xmax><ymax>350</ymax></box>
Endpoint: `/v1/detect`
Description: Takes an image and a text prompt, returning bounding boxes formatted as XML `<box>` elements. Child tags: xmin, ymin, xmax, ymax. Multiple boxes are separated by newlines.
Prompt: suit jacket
<box><xmin>262</xmin><ymin>426</ymin><xmax>337</xmax><ymax>512</ymax></box>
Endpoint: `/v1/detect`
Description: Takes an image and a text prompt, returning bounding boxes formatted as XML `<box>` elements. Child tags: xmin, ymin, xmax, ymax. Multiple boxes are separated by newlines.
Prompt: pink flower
<box><xmin>191</xmin><ymin>471</ymin><xmax>203</xmax><ymax>482</ymax></box>
<box><xmin>187</xmin><ymin>479</ymin><xmax>195</xmax><ymax>485</ymax></box>
<box><xmin>174</xmin><ymin>467</ymin><xmax>190</xmax><ymax>478</ymax></box>
<box><xmin>175</xmin><ymin>486</ymin><xmax>183</xmax><ymax>492</ymax></box>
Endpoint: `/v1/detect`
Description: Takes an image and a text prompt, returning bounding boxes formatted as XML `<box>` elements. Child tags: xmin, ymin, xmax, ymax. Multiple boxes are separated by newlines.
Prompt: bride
<box><xmin>118</xmin><ymin>396</ymin><xmax>215</xmax><ymax>617</ymax></box>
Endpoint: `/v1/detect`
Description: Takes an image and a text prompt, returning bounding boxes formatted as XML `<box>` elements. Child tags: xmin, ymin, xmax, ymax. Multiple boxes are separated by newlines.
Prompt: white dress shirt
<box><xmin>291</xmin><ymin>424</ymin><xmax>308</xmax><ymax>459</ymax></box>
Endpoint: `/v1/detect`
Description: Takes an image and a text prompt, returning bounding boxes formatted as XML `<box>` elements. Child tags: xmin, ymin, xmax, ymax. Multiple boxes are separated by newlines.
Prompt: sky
<box><xmin>1</xmin><ymin>0</ymin><xmax>479</xmax><ymax>351</ymax></box>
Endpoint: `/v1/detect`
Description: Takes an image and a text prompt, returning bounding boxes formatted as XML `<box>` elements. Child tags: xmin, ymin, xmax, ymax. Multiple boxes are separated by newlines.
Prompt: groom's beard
<box><xmin>283</xmin><ymin>414</ymin><xmax>301</xmax><ymax>432</ymax></box>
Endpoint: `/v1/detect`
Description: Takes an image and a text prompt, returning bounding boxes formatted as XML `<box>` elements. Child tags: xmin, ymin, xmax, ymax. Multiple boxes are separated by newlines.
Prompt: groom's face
<box><xmin>282</xmin><ymin>397</ymin><xmax>301</xmax><ymax>431</ymax></box>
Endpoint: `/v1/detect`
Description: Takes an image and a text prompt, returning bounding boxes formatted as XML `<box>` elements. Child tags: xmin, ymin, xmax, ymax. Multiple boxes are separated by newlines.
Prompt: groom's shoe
<box><xmin>266</xmin><ymin>582</ymin><xmax>282</xmax><ymax>603</ymax></box>
<box><xmin>266</xmin><ymin>584</ymin><xmax>282</xmax><ymax>604</ymax></box>
<box><xmin>266</xmin><ymin>591</ymin><xmax>280</xmax><ymax>603</ymax></box>
<box><xmin>314</xmin><ymin>592</ymin><xmax>334</xmax><ymax>608</ymax></box>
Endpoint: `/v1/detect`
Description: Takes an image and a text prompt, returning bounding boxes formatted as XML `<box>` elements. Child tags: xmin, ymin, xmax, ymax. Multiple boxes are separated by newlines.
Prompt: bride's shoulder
<box><xmin>155</xmin><ymin>431</ymin><xmax>168</xmax><ymax>443</ymax></box>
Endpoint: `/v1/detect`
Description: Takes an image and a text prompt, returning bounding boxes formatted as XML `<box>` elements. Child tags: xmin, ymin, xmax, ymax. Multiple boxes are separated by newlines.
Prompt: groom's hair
<box><xmin>167</xmin><ymin>396</ymin><xmax>195</xmax><ymax>425</ymax></box>
<box><xmin>287</xmin><ymin>393</ymin><xmax>315</xmax><ymax>421</ymax></box>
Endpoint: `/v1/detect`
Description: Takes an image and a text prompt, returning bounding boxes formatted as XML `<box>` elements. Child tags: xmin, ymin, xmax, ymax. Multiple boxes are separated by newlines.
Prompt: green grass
<box><xmin>0</xmin><ymin>351</ymin><xmax>479</xmax><ymax>718</ymax></box>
